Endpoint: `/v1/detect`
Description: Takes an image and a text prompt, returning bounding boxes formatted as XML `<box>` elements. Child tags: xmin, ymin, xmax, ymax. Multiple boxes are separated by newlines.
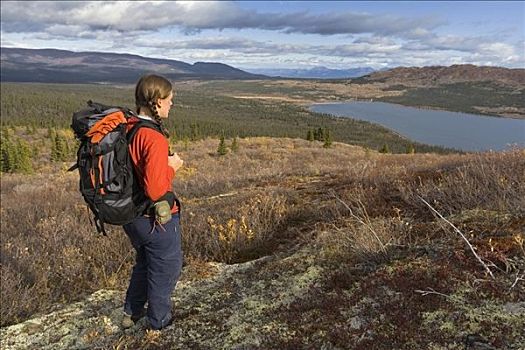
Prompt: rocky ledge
<box><xmin>2</xmin><ymin>237</ymin><xmax>524</xmax><ymax>349</ymax></box>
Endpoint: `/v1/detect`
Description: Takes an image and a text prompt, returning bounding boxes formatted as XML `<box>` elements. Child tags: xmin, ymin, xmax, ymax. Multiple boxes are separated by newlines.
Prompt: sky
<box><xmin>1</xmin><ymin>1</ymin><xmax>524</xmax><ymax>70</ymax></box>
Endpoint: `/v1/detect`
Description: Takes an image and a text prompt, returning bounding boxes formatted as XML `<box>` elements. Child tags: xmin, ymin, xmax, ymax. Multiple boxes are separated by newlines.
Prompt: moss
<box><xmin>422</xmin><ymin>292</ymin><xmax>525</xmax><ymax>348</ymax></box>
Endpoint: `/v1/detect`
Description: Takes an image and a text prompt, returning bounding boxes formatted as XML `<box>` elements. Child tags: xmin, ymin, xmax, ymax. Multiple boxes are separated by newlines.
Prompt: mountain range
<box><xmin>245</xmin><ymin>66</ymin><xmax>376</xmax><ymax>79</ymax></box>
<box><xmin>1</xmin><ymin>47</ymin><xmax>523</xmax><ymax>86</ymax></box>
<box><xmin>0</xmin><ymin>47</ymin><xmax>265</xmax><ymax>83</ymax></box>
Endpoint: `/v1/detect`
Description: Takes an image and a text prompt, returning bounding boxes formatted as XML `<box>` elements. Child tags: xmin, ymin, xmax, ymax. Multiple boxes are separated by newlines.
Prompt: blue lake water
<box><xmin>310</xmin><ymin>101</ymin><xmax>525</xmax><ymax>152</ymax></box>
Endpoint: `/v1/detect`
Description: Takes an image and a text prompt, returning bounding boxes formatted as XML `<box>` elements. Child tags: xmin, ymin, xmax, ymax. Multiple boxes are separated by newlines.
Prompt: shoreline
<box><xmin>308</xmin><ymin>101</ymin><xmax>525</xmax><ymax>153</ymax></box>
<box><xmin>307</xmin><ymin>99</ymin><xmax>525</xmax><ymax>120</ymax></box>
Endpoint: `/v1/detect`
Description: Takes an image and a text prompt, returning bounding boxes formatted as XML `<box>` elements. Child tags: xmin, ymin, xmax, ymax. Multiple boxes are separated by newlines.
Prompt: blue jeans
<box><xmin>122</xmin><ymin>213</ymin><xmax>183</xmax><ymax>329</ymax></box>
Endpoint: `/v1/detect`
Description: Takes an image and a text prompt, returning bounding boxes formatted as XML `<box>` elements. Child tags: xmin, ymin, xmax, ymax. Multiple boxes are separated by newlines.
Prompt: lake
<box><xmin>310</xmin><ymin>101</ymin><xmax>525</xmax><ymax>152</ymax></box>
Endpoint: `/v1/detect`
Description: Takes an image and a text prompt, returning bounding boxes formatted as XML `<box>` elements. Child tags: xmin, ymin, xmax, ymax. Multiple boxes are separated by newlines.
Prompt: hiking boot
<box><xmin>121</xmin><ymin>314</ymin><xmax>134</xmax><ymax>329</ymax></box>
<box><xmin>146</xmin><ymin>315</ymin><xmax>175</xmax><ymax>331</ymax></box>
<box><xmin>121</xmin><ymin>309</ymin><xmax>146</xmax><ymax>329</ymax></box>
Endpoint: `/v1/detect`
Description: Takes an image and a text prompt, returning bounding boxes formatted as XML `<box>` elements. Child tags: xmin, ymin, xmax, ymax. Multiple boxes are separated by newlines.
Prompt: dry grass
<box><xmin>223</xmin><ymin>80</ymin><xmax>403</xmax><ymax>104</ymax></box>
<box><xmin>1</xmin><ymin>170</ymin><xmax>133</xmax><ymax>325</ymax></box>
<box><xmin>316</xmin><ymin>148</ymin><xmax>525</xmax><ymax>268</ymax></box>
<box><xmin>1</xmin><ymin>136</ymin><xmax>523</xmax><ymax>329</ymax></box>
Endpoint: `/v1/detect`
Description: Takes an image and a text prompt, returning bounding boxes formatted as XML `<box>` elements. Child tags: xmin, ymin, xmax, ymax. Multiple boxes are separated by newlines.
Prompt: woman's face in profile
<box><xmin>157</xmin><ymin>91</ymin><xmax>174</xmax><ymax>118</ymax></box>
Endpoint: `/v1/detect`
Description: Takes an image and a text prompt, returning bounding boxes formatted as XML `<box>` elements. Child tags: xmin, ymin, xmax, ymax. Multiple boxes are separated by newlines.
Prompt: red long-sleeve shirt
<box><xmin>127</xmin><ymin>118</ymin><xmax>178</xmax><ymax>214</ymax></box>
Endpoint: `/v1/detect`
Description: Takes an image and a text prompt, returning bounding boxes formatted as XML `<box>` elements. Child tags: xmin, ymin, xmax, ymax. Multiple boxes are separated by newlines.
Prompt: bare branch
<box><xmin>418</xmin><ymin>195</ymin><xmax>494</xmax><ymax>279</ymax></box>
<box><xmin>510</xmin><ymin>271</ymin><xmax>524</xmax><ymax>290</ymax></box>
<box><xmin>414</xmin><ymin>288</ymin><xmax>450</xmax><ymax>298</ymax></box>
<box><xmin>206</xmin><ymin>191</ymin><xmax>238</xmax><ymax>200</ymax></box>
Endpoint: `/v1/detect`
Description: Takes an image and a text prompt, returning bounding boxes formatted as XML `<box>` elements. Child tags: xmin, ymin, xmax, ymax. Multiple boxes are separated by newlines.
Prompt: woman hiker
<box><xmin>121</xmin><ymin>74</ymin><xmax>184</xmax><ymax>330</ymax></box>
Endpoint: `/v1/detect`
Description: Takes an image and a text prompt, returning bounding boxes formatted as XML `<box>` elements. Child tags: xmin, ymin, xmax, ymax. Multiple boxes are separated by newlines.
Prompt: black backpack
<box><xmin>69</xmin><ymin>100</ymin><xmax>160</xmax><ymax>235</ymax></box>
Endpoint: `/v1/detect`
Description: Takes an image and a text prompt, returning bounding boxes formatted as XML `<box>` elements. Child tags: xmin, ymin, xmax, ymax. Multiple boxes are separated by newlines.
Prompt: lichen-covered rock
<box><xmin>0</xmin><ymin>245</ymin><xmax>326</xmax><ymax>350</ymax></box>
<box><xmin>0</xmin><ymin>289</ymin><xmax>123</xmax><ymax>349</ymax></box>
<box><xmin>1</xmin><ymin>225</ymin><xmax>524</xmax><ymax>349</ymax></box>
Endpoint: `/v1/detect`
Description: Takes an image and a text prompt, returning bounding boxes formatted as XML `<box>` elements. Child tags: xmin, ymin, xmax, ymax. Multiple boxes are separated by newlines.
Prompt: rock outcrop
<box><xmin>2</xmin><ymin>235</ymin><xmax>524</xmax><ymax>349</ymax></box>
<box><xmin>1</xmin><ymin>245</ymin><xmax>327</xmax><ymax>349</ymax></box>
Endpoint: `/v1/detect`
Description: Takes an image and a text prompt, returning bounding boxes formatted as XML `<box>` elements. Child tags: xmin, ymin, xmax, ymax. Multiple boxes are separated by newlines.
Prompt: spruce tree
<box><xmin>231</xmin><ymin>136</ymin><xmax>239</xmax><ymax>153</ymax></box>
<box><xmin>1</xmin><ymin>130</ymin><xmax>14</xmax><ymax>172</ymax></box>
<box><xmin>190</xmin><ymin>123</ymin><xmax>199</xmax><ymax>141</ymax></box>
<box><xmin>217</xmin><ymin>134</ymin><xmax>228</xmax><ymax>156</ymax></box>
<box><xmin>15</xmin><ymin>139</ymin><xmax>33</xmax><ymax>174</ymax></box>
<box><xmin>323</xmin><ymin>129</ymin><xmax>333</xmax><ymax>148</ymax></box>
<box><xmin>7</xmin><ymin>141</ymin><xmax>17</xmax><ymax>172</ymax></box>
<box><xmin>51</xmin><ymin>132</ymin><xmax>67</xmax><ymax>162</ymax></box>
<box><xmin>306</xmin><ymin>129</ymin><xmax>314</xmax><ymax>141</ymax></box>
<box><xmin>317</xmin><ymin>127</ymin><xmax>324</xmax><ymax>141</ymax></box>
<box><xmin>379</xmin><ymin>144</ymin><xmax>390</xmax><ymax>154</ymax></box>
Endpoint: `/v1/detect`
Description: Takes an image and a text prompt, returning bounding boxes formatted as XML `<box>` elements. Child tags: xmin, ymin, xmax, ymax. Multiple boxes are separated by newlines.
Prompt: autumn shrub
<box><xmin>399</xmin><ymin>149</ymin><xmax>525</xmax><ymax>216</ymax></box>
<box><xmin>206</xmin><ymin>191</ymin><xmax>290</xmax><ymax>263</ymax></box>
<box><xmin>0</xmin><ymin>172</ymin><xmax>133</xmax><ymax>326</ymax></box>
<box><xmin>0</xmin><ymin>265</ymin><xmax>41</xmax><ymax>326</ymax></box>
<box><xmin>317</xmin><ymin>149</ymin><xmax>525</xmax><ymax>265</ymax></box>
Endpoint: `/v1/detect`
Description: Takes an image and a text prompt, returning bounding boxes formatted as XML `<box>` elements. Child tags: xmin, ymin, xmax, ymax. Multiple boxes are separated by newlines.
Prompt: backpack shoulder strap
<box><xmin>127</xmin><ymin>119</ymin><xmax>163</xmax><ymax>143</ymax></box>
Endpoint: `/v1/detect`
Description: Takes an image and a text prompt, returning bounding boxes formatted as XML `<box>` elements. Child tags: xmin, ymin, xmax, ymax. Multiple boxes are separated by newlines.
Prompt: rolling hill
<box><xmin>0</xmin><ymin>47</ymin><xmax>266</xmax><ymax>83</ymax></box>
<box><xmin>355</xmin><ymin>64</ymin><xmax>525</xmax><ymax>87</ymax></box>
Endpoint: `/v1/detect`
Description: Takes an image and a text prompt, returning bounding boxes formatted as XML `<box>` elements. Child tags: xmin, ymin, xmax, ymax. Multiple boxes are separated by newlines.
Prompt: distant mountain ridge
<box><xmin>0</xmin><ymin>47</ymin><xmax>266</xmax><ymax>83</ymax></box>
<box><xmin>1</xmin><ymin>47</ymin><xmax>523</xmax><ymax>86</ymax></box>
<box><xmin>246</xmin><ymin>66</ymin><xmax>376</xmax><ymax>79</ymax></box>
<box><xmin>358</xmin><ymin>64</ymin><xmax>525</xmax><ymax>86</ymax></box>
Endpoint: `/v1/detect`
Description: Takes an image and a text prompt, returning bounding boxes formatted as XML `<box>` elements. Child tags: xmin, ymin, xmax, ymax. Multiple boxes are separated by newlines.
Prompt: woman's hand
<box><xmin>168</xmin><ymin>153</ymin><xmax>183</xmax><ymax>172</ymax></box>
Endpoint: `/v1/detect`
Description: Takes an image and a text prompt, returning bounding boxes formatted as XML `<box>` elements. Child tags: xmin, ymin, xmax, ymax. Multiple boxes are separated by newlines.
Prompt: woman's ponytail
<box><xmin>148</xmin><ymin>100</ymin><xmax>170</xmax><ymax>138</ymax></box>
<box><xmin>135</xmin><ymin>74</ymin><xmax>172</xmax><ymax>138</ymax></box>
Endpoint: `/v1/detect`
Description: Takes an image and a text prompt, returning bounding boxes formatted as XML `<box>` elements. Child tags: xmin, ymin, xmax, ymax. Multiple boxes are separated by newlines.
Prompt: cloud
<box><xmin>1</xmin><ymin>1</ymin><xmax>523</xmax><ymax>68</ymax></box>
<box><xmin>63</xmin><ymin>32</ymin><xmax>520</xmax><ymax>69</ymax></box>
<box><xmin>131</xmin><ymin>36</ymin><xmax>311</xmax><ymax>57</ymax></box>
<box><xmin>127</xmin><ymin>36</ymin><xmax>395</xmax><ymax>59</ymax></box>
<box><xmin>400</xmin><ymin>33</ymin><xmax>522</xmax><ymax>63</ymax></box>
<box><xmin>0</xmin><ymin>2</ymin><xmax>229</xmax><ymax>33</ymax></box>
<box><xmin>132</xmin><ymin>34</ymin><xmax>508</xmax><ymax>61</ymax></box>
<box><xmin>1</xmin><ymin>1</ymin><xmax>442</xmax><ymax>38</ymax></box>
